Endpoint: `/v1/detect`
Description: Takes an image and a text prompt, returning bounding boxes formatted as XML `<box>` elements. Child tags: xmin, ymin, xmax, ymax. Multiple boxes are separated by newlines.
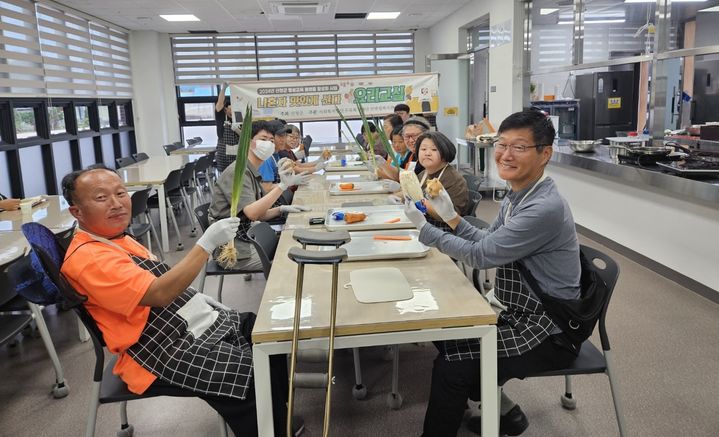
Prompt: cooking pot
<box><xmin>568</xmin><ymin>140</ymin><xmax>600</xmax><ymax>153</ymax></box>
<box><xmin>610</xmin><ymin>142</ymin><xmax>689</xmax><ymax>163</ymax></box>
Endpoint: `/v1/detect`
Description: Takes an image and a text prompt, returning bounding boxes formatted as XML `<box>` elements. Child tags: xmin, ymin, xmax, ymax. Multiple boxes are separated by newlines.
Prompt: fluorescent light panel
<box><xmin>540</xmin><ymin>8</ymin><xmax>559</xmax><ymax>15</ymax></box>
<box><xmin>367</xmin><ymin>12</ymin><xmax>400</xmax><ymax>20</ymax></box>
<box><xmin>160</xmin><ymin>14</ymin><xmax>200</xmax><ymax>22</ymax></box>
<box><xmin>558</xmin><ymin>19</ymin><xmax>626</xmax><ymax>24</ymax></box>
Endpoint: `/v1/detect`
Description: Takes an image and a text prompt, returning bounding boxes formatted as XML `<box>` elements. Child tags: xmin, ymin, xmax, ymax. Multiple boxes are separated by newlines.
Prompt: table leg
<box><xmin>253</xmin><ymin>344</ymin><xmax>275</xmax><ymax>437</ymax></box>
<box><xmin>480</xmin><ymin>325</ymin><xmax>499</xmax><ymax>437</ymax></box>
<box><xmin>157</xmin><ymin>185</ymin><xmax>169</xmax><ymax>252</ymax></box>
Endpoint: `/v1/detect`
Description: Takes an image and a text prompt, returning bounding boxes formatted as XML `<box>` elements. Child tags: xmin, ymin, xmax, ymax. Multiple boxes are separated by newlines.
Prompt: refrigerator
<box><xmin>576</xmin><ymin>71</ymin><xmax>637</xmax><ymax>140</ymax></box>
<box><xmin>691</xmin><ymin>59</ymin><xmax>719</xmax><ymax>125</ymax></box>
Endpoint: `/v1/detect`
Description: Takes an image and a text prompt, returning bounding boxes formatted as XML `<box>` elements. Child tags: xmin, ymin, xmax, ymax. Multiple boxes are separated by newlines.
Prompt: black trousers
<box><xmin>421</xmin><ymin>335</ymin><xmax>577</xmax><ymax>437</ymax></box>
<box><xmin>148</xmin><ymin>312</ymin><xmax>289</xmax><ymax>437</ymax></box>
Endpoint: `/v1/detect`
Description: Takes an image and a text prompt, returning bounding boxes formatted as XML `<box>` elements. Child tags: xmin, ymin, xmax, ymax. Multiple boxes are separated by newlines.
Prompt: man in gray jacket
<box><xmin>405</xmin><ymin>109</ymin><xmax>581</xmax><ymax>437</ymax></box>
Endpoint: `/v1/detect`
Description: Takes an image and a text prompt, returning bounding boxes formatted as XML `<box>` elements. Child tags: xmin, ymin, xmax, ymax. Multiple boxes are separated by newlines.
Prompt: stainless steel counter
<box><xmin>550</xmin><ymin>144</ymin><xmax>719</xmax><ymax>207</ymax></box>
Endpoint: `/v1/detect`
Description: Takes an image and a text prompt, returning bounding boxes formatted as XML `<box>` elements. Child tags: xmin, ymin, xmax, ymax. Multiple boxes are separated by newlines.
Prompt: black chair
<box><xmin>126</xmin><ymin>187</ymin><xmax>164</xmax><ymax>262</ymax></box>
<box><xmin>115</xmin><ymin>156</ymin><xmax>135</xmax><ymax>169</ymax></box>
<box><xmin>179</xmin><ymin>162</ymin><xmax>200</xmax><ymax>235</ymax></box>
<box><xmin>0</xmin><ymin>257</ymin><xmax>69</xmax><ymax>399</ymax></box>
<box><xmin>193</xmin><ymin>155</ymin><xmax>213</xmax><ymax>200</ymax></box>
<box><xmin>146</xmin><ymin>169</ymin><xmax>185</xmax><ymax>251</ymax></box>
<box><xmin>302</xmin><ymin>135</ymin><xmax>313</xmax><ymax>160</ymax></box>
<box><xmin>501</xmin><ymin>245</ymin><xmax>626</xmax><ymax>437</ymax></box>
<box><xmin>132</xmin><ymin>152</ymin><xmax>149</xmax><ymax>162</ymax></box>
<box><xmin>465</xmin><ymin>189</ymin><xmax>483</xmax><ymax>217</ymax></box>
<box><xmin>21</xmin><ymin>223</ymin><xmax>228</xmax><ymax>437</ymax></box>
<box><xmin>193</xmin><ymin>204</ymin><xmax>263</xmax><ymax>303</ymax></box>
<box><xmin>463</xmin><ymin>216</ymin><xmax>492</xmax><ymax>293</ymax></box>
<box><xmin>246</xmin><ymin>222</ymin><xmax>280</xmax><ymax>280</ymax></box>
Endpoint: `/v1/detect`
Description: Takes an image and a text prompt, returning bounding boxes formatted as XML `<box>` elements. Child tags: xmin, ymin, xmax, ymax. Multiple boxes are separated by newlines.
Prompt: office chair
<box><xmin>245</xmin><ymin>221</ymin><xmax>280</xmax><ymax>280</ymax></box>
<box><xmin>162</xmin><ymin>144</ymin><xmax>179</xmax><ymax>156</ymax></box>
<box><xmin>132</xmin><ymin>152</ymin><xmax>149</xmax><ymax>162</ymax></box>
<box><xmin>146</xmin><ymin>169</ymin><xmax>186</xmax><ymax>251</ymax></box>
<box><xmin>21</xmin><ymin>222</ymin><xmax>228</xmax><ymax>437</ymax></box>
<box><xmin>465</xmin><ymin>189</ymin><xmax>483</xmax><ymax>217</ymax></box>
<box><xmin>462</xmin><ymin>216</ymin><xmax>492</xmax><ymax>293</ymax></box>
<box><xmin>501</xmin><ymin>245</ymin><xmax>626</xmax><ymax>437</ymax></box>
<box><xmin>115</xmin><ymin>156</ymin><xmax>135</xmax><ymax>168</ymax></box>
<box><xmin>193</xmin><ymin>204</ymin><xmax>263</xmax><ymax>303</ymax></box>
<box><xmin>1</xmin><ymin>256</ymin><xmax>69</xmax><ymax>399</ymax></box>
<box><xmin>301</xmin><ymin>135</ymin><xmax>313</xmax><ymax>161</ymax></box>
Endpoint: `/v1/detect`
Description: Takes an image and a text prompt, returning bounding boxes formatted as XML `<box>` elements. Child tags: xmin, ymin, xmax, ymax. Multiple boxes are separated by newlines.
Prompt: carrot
<box><xmin>373</xmin><ymin>235</ymin><xmax>412</xmax><ymax>241</ymax></box>
<box><xmin>383</xmin><ymin>217</ymin><xmax>401</xmax><ymax>223</ymax></box>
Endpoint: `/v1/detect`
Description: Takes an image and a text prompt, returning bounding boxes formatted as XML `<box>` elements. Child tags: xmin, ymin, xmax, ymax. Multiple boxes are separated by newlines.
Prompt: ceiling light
<box><xmin>367</xmin><ymin>12</ymin><xmax>400</xmax><ymax>20</ymax></box>
<box><xmin>559</xmin><ymin>19</ymin><xmax>626</xmax><ymax>25</ymax></box>
<box><xmin>699</xmin><ymin>5</ymin><xmax>719</xmax><ymax>12</ymax></box>
<box><xmin>160</xmin><ymin>14</ymin><xmax>200</xmax><ymax>22</ymax></box>
<box><xmin>540</xmin><ymin>8</ymin><xmax>559</xmax><ymax>15</ymax></box>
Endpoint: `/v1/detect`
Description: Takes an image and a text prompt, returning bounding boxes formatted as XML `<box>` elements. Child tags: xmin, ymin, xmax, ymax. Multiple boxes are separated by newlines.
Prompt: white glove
<box><xmin>404</xmin><ymin>198</ymin><xmax>427</xmax><ymax>230</ymax></box>
<box><xmin>280</xmin><ymin>205</ymin><xmax>312</xmax><ymax>213</ymax></box>
<box><xmin>279</xmin><ymin>171</ymin><xmax>311</xmax><ymax>190</ymax></box>
<box><xmin>387</xmin><ymin>194</ymin><xmax>403</xmax><ymax>205</ymax></box>
<box><xmin>314</xmin><ymin>160</ymin><xmax>328</xmax><ymax>171</ymax></box>
<box><xmin>294</xmin><ymin>149</ymin><xmax>306</xmax><ymax>160</ymax></box>
<box><xmin>196</xmin><ymin>292</ymin><xmax>231</xmax><ymax>311</ymax></box>
<box><xmin>426</xmin><ymin>188</ymin><xmax>458</xmax><ymax>222</ymax></box>
<box><xmin>196</xmin><ymin>217</ymin><xmax>240</xmax><ymax>254</ymax></box>
<box><xmin>382</xmin><ymin>180</ymin><xmax>401</xmax><ymax>192</ymax></box>
<box><xmin>373</xmin><ymin>155</ymin><xmax>387</xmax><ymax>167</ymax></box>
<box><xmin>230</xmin><ymin>122</ymin><xmax>242</xmax><ymax>135</ymax></box>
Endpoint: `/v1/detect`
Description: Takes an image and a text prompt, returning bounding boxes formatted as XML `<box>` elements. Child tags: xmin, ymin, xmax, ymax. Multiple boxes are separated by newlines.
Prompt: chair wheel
<box><xmin>176</xmin><ymin>243</ymin><xmax>184</xmax><ymax>251</ymax></box>
<box><xmin>352</xmin><ymin>384</ymin><xmax>367</xmax><ymax>400</ymax></box>
<box><xmin>116</xmin><ymin>425</ymin><xmax>134</xmax><ymax>437</ymax></box>
<box><xmin>561</xmin><ymin>394</ymin><xmax>577</xmax><ymax>410</ymax></box>
<box><xmin>190</xmin><ymin>230</ymin><xmax>197</xmax><ymax>237</ymax></box>
<box><xmin>387</xmin><ymin>392</ymin><xmax>403</xmax><ymax>410</ymax></box>
<box><xmin>52</xmin><ymin>382</ymin><xmax>69</xmax><ymax>398</ymax></box>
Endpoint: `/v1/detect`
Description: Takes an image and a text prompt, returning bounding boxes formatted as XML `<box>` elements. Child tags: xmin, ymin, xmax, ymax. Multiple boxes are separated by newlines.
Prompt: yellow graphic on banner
<box><xmin>607</xmin><ymin>97</ymin><xmax>622</xmax><ymax>109</ymax></box>
<box><xmin>443</xmin><ymin>107</ymin><xmax>459</xmax><ymax>116</ymax></box>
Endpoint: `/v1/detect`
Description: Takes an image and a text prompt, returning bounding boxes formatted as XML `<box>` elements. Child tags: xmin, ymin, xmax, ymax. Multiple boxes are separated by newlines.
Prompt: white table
<box><xmin>0</xmin><ymin>195</ymin><xmax>75</xmax><ymax>233</ymax></box>
<box><xmin>117</xmin><ymin>155</ymin><xmax>193</xmax><ymax>252</ymax></box>
<box><xmin>170</xmin><ymin>144</ymin><xmax>217</xmax><ymax>155</ymax></box>
<box><xmin>252</xmin><ymin>173</ymin><xmax>499</xmax><ymax>437</ymax></box>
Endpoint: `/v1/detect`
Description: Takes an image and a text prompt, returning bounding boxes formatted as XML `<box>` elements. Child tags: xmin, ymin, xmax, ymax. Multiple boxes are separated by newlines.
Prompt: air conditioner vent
<box><xmin>269</xmin><ymin>1</ymin><xmax>331</xmax><ymax>15</ymax></box>
<box><xmin>335</xmin><ymin>12</ymin><xmax>367</xmax><ymax>19</ymax></box>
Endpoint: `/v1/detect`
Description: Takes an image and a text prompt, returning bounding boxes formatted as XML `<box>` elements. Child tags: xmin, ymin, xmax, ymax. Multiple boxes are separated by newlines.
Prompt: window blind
<box><xmin>0</xmin><ymin>0</ymin><xmax>45</xmax><ymax>95</ymax></box>
<box><xmin>171</xmin><ymin>31</ymin><xmax>414</xmax><ymax>85</ymax></box>
<box><xmin>0</xmin><ymin>0</ymin><xmax>132</xmax><ymax>98</ymax></box>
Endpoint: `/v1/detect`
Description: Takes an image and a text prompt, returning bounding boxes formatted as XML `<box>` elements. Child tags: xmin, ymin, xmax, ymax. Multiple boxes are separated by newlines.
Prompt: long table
<box><xmin>0</xmin><ymin>195</ymin><xmax>75</xmax><ymax>233</ymax></box>
<box><xmin>251</xmin><ymin>171</ymin><xmax>499</xmax><ymax>436</ymax></box>
<box><xmin>170</xmin><ymin>144</ymin><xmax>217</xmax><ymax>155</ymax></box>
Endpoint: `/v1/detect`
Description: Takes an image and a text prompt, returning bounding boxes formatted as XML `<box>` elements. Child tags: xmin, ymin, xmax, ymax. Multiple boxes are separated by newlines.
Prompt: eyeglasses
<box><xmin>494</xmin><ymin>143</ymin><xmax>544</xmax><ymax>154</ymax></box>
<box><xmin>402</xmin><ymin>134</ymin><xmax>419</xmax><ymax>141</ymax></box>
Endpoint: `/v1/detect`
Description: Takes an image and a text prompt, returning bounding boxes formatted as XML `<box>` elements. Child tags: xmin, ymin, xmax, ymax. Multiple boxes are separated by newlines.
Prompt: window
<box><xmin>118</xmin><ymin>104</ymin><xmax>128</xmax><ymax>126</ymax></box>
<box><xmin>184</xmin><ymin>102</ymin><xmax>215</xmax><ymax>122</ymax></box>
<box><xmin>13</xmin><ymin>107</ymin><xmax>38</xmax><ymax>139</ymax></box>
<box><xmin>98</xmin><ymin>105</ymin><xmax>110</xmax><ymax>128</ymax></box>
<box><xmin>47</xmin><ymin>105</ymin><xmax>66</xmax><ymax>134</ymax></box>
<box><xmin>302</xmin><ymin>121</ymin><xmax>339</xmax><ymax>143</ymax></box>
<box><xmin>75</xmin><ymin>105</ymin><xmax>90</xmax><ymax>131</ymax></box>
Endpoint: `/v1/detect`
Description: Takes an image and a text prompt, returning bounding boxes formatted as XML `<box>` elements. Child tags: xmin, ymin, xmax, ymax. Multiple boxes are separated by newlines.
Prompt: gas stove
<box><xmin>656</xmin><ymin>159</ymin><xmax>719</xmax><ymax>176</ymax></box>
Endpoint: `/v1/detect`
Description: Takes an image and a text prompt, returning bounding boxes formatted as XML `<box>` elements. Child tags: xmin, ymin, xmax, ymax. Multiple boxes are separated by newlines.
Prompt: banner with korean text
<box><xmin>230</xmin><ymin>73</ymin><xmax>439</xmax><ymax>121</ymax></box>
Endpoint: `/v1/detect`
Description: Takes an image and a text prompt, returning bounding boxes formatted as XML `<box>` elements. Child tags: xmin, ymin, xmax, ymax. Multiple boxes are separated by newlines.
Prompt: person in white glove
<box><xmin>279</xmin><ymin>205</ymin><xmax>312</xmax><ymax>214</ymax></box>
<box><xmin>404</xmin><ymin>197</ymin><xmax>427</xmax><ymax>230</ymax></box>
<box><xmin>387</xmin><ymin>194</ymin><xmax>403</xmax><ymax>205</ymax></box>
<box><xmin>425</xmin><ymin>188</ymin><xmax>459</xmax><ymax>223</ymax></box>
<box><xmin>230</xmin><ymin>121</ymin><xmax>242</xmax><ymax>135</ymax></box>
<box><xmin>196</xmin><ymin>217</ymin><xmax>241</xmax><ymax>254</ymax></box>
<box><xmin>278</xmin><ymin>170</ymin><xmax>312</xmax><ymax>191</ymax></box>
<box><xmin>382</xmin><ymin>179</ymin><xmax>401</xmax><ymax>192</ymax></box>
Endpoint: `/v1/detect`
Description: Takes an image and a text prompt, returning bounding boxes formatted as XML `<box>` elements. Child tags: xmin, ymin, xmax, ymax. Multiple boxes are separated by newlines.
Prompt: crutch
<box><xmin>287</xmin><ymin>229</ymin><xmax>350</xmax><ymax>437</ymax></box>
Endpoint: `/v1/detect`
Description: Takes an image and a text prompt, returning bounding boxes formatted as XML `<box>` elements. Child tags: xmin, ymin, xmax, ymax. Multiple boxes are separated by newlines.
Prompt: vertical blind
<box><xmin>0</xmin><ymin>0</ymin><xmax>132</xmax><ymax>98</ymax></box>
<box><xmin>171</xmin><ymin>32</ymin><xmax>414</xmax><ymax>85</ymax></box>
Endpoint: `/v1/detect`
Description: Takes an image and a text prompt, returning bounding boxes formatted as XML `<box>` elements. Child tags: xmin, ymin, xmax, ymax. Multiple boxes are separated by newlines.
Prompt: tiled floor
<box><xmin>1</xmin><ymin>198</ymin><xmax>718</xmax><ymax>437</ymax></box>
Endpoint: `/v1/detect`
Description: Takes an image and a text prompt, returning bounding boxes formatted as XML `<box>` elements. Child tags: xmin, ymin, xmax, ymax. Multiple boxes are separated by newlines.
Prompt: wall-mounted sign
<box><xmin>443</xmin><ymin>107</ymin><xmax>459</xmax><ymax>116</ymax></box>
<box><xmin>230</xmin><ymin>73</ymin><xmax>439</xmax><ymax>121</ymax></box>
<box><xmin>608</xmin><ymin>97</ymin><xmax>622</xmax><ymax>109</ymax></box>
<box><xmin>490</xmin><ymin>19</ymin><xmax>512</xmax><ymax>48</ymax></box>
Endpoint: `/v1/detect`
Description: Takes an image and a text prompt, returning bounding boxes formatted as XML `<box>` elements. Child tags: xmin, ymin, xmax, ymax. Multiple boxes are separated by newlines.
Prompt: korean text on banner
<box><xmin>229</xmin><ymin>73</ymin><xmax>439</xmax><ymax>121</ymax></box>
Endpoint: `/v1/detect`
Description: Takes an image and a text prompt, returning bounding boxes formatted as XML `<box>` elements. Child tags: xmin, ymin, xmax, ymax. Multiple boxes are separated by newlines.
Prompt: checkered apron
<box><xmin>125</xmin><ymin>255</ymin><xmax>254</xmax><ymax>399</ymax></box>
<box><xmin>441</xmin><ymin>262</ymin><xmax>556</xmax><ymax>361</ymax></box>
<box><xmin>216</xmin><ymin>124</ymin><xmax>239</xmax><ymax>173</ymax></box>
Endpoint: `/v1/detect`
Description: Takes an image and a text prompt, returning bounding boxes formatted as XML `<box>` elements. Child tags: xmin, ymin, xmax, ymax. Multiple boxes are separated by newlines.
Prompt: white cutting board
<box><xmin>328</xmin><ymin>181</ymin><xmax>390</xmax><ymax>196</ymax></box>
<box><xmin>348</xmin><ymin>267</ymin><xmax>413</xmax><ymax>303</ymax></box>
<box><xmin>343</xmin><ymin>230</ymin><xmax>429</xmax><ymax>261</ymax></box>
<box><xmin>325</xmin><ymin>205</ymin><xmax>414</xmax><ymax>231</ymax></box>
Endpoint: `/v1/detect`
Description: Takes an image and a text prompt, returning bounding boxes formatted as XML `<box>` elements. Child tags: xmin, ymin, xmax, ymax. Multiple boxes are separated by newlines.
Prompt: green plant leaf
<box><xmin>229</xmin><ymin>104</ymin><xmax>253</xmax><ymax>218</ymax></box>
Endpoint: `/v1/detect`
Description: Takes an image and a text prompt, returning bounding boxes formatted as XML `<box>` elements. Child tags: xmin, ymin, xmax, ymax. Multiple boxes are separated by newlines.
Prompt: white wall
<box><xmin>129</xmin><ymin>31</ymin><xmax>180</xmax><ymax>157</ymax></box>
<box><xmin>547</xmin><ymin>164</ymin><xmax>719</xmax><ymax>293</ymax></box>
<box><xmin>427</xmin><ymin>0</ymin><xmax>525</xmax><ymax>126</ymax></box>
<box><xmin>414</xmin><ymin>29</ymin><xmax>430</xmax><ymax>73</ymax></box>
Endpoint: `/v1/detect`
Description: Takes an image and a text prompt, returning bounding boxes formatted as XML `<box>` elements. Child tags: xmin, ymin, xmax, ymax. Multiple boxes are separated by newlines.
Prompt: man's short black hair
<box><xmin>390</xmin><ymin>125</ymin><xmax>404</xmax><ymax>137</ymax></box>
<box><xmin>414</xmin><ymin>131</ymin><xmax>457</xmax><ymax>163</ymax></box>
<box><xmin>251</xmin><ymin>120</ymin><xmax>276</xmax><ymax>139</ymax></box>
<box><xmin>61</xmin><ymin>164</ymin><xmax>118</xmax><ymax>206</ymax></box>
<box><xmin>497</xmin><ymin>108</ymin><xmax>556</xmax><ymax>151</ymax></box>
<box><xmin>384</xmin><ymin>113</ymin><xmax>403</xmax><ymax>129</ymax></box>
<box><xmin>394</xmin><ymin>103</ymin><xmax>410</xmax><ymax>113</ymax></box>
<box><xmin>223</xmin><ymin>96</ymin><xmax>231</xmax><ymax>108</ymax></box>
<box><xmin>361</xmin><ymin>121</ymin><xmax>377</xmax><ymax>134</ymax></box>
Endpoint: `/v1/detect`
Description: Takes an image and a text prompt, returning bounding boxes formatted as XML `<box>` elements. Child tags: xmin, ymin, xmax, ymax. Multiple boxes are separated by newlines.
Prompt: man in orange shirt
<box><xmin>60</xmin><ymin>165</ymin><xmax>297</xmax><ymax>436</ymax></box>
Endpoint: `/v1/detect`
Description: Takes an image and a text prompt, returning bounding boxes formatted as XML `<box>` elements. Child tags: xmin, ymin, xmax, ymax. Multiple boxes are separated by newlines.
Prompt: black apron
<box><xmin>216</xmin><ymin>121</ymin><xmax>239</xmax><ymax>173</ymax></box>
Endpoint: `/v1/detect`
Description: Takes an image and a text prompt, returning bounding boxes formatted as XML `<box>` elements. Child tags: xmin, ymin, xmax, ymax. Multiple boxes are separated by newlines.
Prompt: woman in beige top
<box><xmin>415</xmin><ymin>131</ymin><xmax>468</xmax><ymax>231</ymax></box>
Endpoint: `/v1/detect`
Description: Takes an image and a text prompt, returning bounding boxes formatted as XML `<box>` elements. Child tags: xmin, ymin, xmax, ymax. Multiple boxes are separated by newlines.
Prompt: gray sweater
<box><xmin>419</xmin><ymin>176</ymin><xmax>580</xmax><ymax>300</ymax></box>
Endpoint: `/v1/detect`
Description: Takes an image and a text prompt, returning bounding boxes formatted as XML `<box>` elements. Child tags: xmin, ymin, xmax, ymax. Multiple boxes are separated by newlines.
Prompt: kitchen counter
<box><xmin>550</xmin><ymin>143</ymin><xmax>719</xmax><ymax>208</ymax></box>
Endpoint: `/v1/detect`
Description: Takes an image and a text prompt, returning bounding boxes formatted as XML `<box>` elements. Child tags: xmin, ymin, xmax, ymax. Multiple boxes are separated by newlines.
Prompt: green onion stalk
<box><xmin>216</xmin><ymin>104</ymin><xmax>253</xmax><ymax>269</ymax></box>
<box><xmin>355</xmin><ymin>101</ymin><xmax>379</xmax><ymax>172</ymax></box>
<box><xmin>373</xmin><ymin>110</ymin><xmax>400</xmax><ymax>168</ymax></box>
<box><xmin>334</xmin><ymin>105</ymin><xmax>367</xmax><ymax>160</ymax></box>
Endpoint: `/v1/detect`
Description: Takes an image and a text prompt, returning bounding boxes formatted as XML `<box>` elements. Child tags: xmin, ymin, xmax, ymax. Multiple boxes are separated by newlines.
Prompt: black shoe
<box><xmin>292</xmin><ymin>415</ymin><xmax>305</xmax><ymax>437</ymax></box>
<box><xmin>466</xmin><ymin>405</ymin><xmax>529</xmax><ymax>436</ymax></box>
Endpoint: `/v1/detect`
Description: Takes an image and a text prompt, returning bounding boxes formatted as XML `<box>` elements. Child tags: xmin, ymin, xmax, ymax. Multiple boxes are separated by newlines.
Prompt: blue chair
<box><xmin>21</xmin><ymin>222</ymin><xmax>228</xmax><ymax>437</ymax></box>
